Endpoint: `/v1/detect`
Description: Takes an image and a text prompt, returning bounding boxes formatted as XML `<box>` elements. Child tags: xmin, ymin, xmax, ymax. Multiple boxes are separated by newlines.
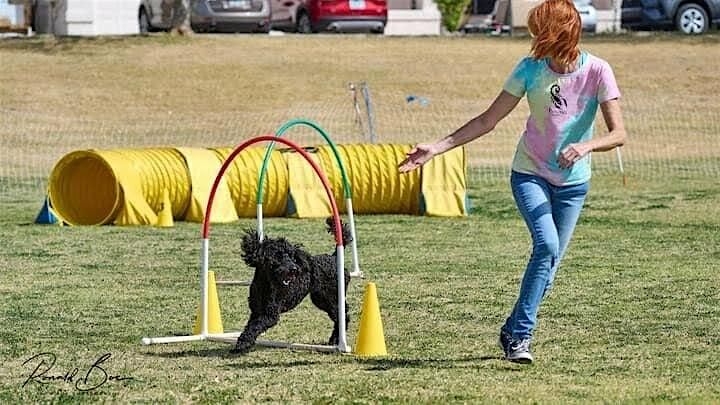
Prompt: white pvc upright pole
<box><xmin>336</xmin><ymin>246</ymin><xmax>349</xmax><ymax>352</ymax></box>
<box><xmin>345</xmin><ymin>198</ymin><xmax>362</xmax><ymax>278</ymax></box>
<box><xmin>256</xmin><ymin>204</ymin><xmax>264</xmax><ymax>242</ymax></box>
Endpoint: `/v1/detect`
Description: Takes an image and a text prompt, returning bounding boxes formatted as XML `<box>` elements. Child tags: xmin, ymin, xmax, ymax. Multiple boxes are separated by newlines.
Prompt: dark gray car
<box><xmin>139</xmin><ymin>0</ymin><xmax>271</xmax><ymax>33</ymax></box>
<box><xmin>622</xmin><ymin>0</ymin><xmax>720</xmax><ymax>34</ymax></box>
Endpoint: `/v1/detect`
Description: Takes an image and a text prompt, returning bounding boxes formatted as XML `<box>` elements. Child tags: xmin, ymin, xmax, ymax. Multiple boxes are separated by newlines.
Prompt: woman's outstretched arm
<box><xmin>398</xmin><ymin>90</ymin><xmax>522</xmax><ymax>173</ymax></box>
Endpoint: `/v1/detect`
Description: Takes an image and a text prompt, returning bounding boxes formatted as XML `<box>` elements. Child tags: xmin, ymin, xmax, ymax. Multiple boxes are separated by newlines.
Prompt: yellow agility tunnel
<box><xmin>48</xmin><ymin>144</ymin><xmax>467</xmax><ymax>226</ymax></box>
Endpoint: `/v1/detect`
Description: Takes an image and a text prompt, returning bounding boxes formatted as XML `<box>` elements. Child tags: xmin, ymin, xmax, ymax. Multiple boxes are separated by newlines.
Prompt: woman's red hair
<box><xmin>527</xmin><ymin>0</ymin><xmax>582</xmax><ymax>67</ymax></box>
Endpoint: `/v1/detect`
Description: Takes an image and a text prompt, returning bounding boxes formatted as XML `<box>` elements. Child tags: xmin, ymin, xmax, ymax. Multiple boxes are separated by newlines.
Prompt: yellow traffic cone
<box><xmin>354</xmin><ymin>282</ymin><xmax>387</xmax><ymax>357</ymax></box>
<box><xmin>155</xmin><ymin>188</ymin><xmax>174</xmax><ymax>227</ymax></box>
<box><xmin>192</xmin><ymin>271</ymin><xmax>224</xmax><ymax>334</ymax></box>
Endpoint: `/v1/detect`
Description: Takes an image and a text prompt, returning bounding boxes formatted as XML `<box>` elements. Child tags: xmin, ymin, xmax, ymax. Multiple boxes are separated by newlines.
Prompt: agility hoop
<box><xmin>142</xmin><ymin>135</ymin><xmax>350</xmax><ymax>354</ymax></box>
<box><xmin>254</xmin><ymin>118</ymin><xmax>362</xmax><ymax>278</ymax></box>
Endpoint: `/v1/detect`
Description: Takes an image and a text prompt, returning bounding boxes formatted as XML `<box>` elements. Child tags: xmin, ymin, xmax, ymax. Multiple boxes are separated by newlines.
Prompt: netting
<box><xmin>2</xmin><ymin>85</ymin><xmax>719</xmax><ymax>203</ymax></box>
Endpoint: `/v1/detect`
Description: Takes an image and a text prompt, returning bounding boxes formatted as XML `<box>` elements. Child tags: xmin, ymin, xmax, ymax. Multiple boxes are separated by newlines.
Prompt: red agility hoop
<box><xmin>201</xmin><ymin>135</ymin><xmax>343</xmax><ymax>246</ymax></box>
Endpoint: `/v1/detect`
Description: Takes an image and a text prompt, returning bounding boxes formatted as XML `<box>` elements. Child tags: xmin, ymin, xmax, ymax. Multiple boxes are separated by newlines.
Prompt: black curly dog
<box><xmin>232</xmin><ymin>218</ymin><xmax>352</xmax><ymax>354</ymax></box>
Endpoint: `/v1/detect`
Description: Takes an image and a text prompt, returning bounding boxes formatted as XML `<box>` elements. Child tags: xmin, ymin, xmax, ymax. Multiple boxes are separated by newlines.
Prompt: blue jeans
<box><xmin>503</xmin><ymin>171</ymin><xmax>589</xmax><ymax>340</ymax></box>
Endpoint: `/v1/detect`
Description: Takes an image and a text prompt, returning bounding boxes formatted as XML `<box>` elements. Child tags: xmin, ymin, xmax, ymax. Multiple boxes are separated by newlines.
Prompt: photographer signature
<box><xmin>22</xmin><ymin>352</ymin><xmax>134</xmax><ymax>391</ymax></box>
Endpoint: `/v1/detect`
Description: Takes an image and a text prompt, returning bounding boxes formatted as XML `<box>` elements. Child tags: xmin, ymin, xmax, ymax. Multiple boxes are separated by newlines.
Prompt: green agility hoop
<box><xmin>255</xmin><ymin>118</ymin><xmax>362</xmax><ymax>277</ymax></box>
<box><xmin>256</xmin><ymin>118</ymin><xmax>352</xmax><ymax>204</ymax></box>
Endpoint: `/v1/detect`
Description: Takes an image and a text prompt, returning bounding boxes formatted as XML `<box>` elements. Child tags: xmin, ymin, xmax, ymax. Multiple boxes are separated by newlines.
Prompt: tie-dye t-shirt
<box><xmin>503</xmin><ymin>52</ymin><xmax>621</xmax><ymax>186</ymax></box>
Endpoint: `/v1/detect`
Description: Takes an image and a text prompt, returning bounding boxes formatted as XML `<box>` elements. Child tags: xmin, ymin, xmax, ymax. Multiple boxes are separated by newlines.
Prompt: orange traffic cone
<box><xmin>192</xmin><ymin>271</ymin><xmax>224</xmax><ymax>334</ymax></box>
<box><xmin>354</xmin><ymin>282</ymin><xmax>387</xmax><ymax>357</ymax></box>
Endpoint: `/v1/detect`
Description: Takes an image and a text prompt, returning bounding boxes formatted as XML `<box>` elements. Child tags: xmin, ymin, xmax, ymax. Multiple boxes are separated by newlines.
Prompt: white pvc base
<box><xmin>141</xmin><ymin>332</ymin><xmax>351</xmax><ymax>353</ymax></box>
<box><xmin>141</xmin><ymin>335</ymin><xmax>206</xmax><ymax>345</ymax></box>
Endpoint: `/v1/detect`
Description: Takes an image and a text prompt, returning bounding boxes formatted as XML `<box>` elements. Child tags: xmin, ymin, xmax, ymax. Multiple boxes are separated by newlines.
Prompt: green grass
<box><xmin>1</xmin><ymin>172</ymin><xmax>719</xmax><ymax>403</ymax></box>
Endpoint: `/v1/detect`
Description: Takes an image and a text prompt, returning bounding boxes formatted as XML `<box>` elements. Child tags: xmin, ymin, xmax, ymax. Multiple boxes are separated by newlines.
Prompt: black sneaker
<box><xmin>498</xmin><ymin>327</ymin><xmax>513</xmax><ymax>356</ymax></box>
<box><xmin>506</xmin><ymin>338</ymin><xmax>533</xmax><ymax>364</ymax></box>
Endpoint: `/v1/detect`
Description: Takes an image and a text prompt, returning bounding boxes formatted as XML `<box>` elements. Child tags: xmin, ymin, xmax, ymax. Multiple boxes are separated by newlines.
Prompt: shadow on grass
<box><xmin>355</xmin><ymin>355</ymin><xmax>503</xmax><ymax>371</ymax></box>
<box><xmin>145</xmin><ymin>347</ymin><xmax>331</xmax><ymax>369</ymax></box>
<box><xmin>145</xmin><ymin>345</ymin><xmax>326</xmax><ymax>360</ymax></box>
<box><xmin>145</xmin><ymin>347</ymin><xmax>508</xmax><ymax>371</ymax></box>
<box><xmin>145</xmin><ymin>347</ymin><xmax>233</xmax><ymax>359</ymax></box>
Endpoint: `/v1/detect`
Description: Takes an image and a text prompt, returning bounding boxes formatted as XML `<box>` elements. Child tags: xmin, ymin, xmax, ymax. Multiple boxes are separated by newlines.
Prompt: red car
<box><xmin>270</xmin><ymin>0</ymin><xmax>387</xmax><ymax>33</ymax></box>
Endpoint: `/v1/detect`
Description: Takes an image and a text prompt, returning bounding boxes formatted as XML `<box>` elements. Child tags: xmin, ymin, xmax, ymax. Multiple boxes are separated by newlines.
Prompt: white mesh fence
<box><xmin>2</xmin><ymin>85</ymin><xmax>718</xmax><ymax>202</ymax></box>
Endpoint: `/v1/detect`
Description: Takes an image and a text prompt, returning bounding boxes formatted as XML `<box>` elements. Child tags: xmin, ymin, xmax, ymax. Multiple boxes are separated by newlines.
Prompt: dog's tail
<box><xmin>241</xmin><ymin>229</ymin><xmax>261</xmax><ymax>267</ymax></box>
<box><xmin>325</xmin><ymin>217</ymin><xmax>353</xmax><ymax>245</ymax></box>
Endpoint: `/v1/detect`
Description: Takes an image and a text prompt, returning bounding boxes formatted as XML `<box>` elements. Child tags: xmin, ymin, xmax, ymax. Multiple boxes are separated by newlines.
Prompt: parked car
<box><xmin>270</xmin><ymin>0</ymin><xmax>387</xmax><ymax>33</ymax></box>
<box><xmin>268</xmin><ymin>0</ymin><xmax>308</xmax><ymax>32</ymax></box>
<box><xmin>622</xmin><ymin>0</ymin><xmax>720</xmax><ymax>34</ymax></box>
<box><xmin>138</xmin><ymin>0</ymin><xmax>271</xmax><ymax>33</ymax></box>
<box><xmin>574</xmin><ymin>0</ymin><xmax>598</xmax><ymax>32</ymax></box>
<box><xmin>462</xmin><ymin>0</ymin><xmax>595</xmax><ymax>34</ymax></box>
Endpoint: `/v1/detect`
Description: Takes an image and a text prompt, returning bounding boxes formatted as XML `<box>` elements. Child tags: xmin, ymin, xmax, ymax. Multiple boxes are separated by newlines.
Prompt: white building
<box><xmin>32</xmin><ymin>0</ymin><xmax>141</xmax><ymax>36</ymax></box>
<box><xmin>384</xmin><ymin>0</ymin><xmax>443</xmax><ymax>36</ymax></box>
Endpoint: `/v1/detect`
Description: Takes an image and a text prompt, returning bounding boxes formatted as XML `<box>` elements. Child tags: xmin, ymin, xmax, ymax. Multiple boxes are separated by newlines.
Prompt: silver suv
<box><xmin>139</xmin><ymin>0</ymin><xmax>271</xmax><ymax>33</ymax></box>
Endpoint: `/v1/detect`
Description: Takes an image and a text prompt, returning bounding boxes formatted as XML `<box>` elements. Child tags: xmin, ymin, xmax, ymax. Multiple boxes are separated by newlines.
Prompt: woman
<box><xmin>398</xmin><ymin>0</ymin><xmax>627</xmax><ymax>364</ymax></box>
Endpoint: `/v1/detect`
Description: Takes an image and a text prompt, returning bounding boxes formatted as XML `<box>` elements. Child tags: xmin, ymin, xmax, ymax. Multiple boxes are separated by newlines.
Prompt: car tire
<box><xmin>675</xmin><ymin>3</ymin><xmax>709</xmax><ymax>34</ymax></box>
<box><xmin>139</xmin><ymin>8</ymin><xmax>151</xmax><ymax>34</ymax></box>
<box><xmin>296</xmin><ymin>11</ymin><xmax>312</xmax><ymax>33</ymax></box>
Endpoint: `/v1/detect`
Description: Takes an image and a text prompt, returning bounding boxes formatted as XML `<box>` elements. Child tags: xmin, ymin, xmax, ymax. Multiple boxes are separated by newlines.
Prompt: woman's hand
<box><xmin>558</xmin><ymin>100</ymin><xmax>627</xmax><ymax>169</ymax></box>
<box><xmin>398</xmin><ymin>143</ymin><xmax>438</xmax><ymax>173</ymax></box>
<box><xmin>558</xmin><ymin>143</ymin><xmax>592</xmax><ymax>169</ymax></box>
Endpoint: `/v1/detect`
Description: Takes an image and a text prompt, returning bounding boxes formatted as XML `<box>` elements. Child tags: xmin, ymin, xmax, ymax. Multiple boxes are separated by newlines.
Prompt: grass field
<box><xmin>1</xmin><ymin>33</ymin><xmax>720</xmax><ymax>403</ymax></box>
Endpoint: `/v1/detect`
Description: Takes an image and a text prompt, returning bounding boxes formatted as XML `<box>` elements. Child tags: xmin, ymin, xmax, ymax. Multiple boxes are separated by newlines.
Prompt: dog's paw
<box><xmin>230</xmin><ymin>341</ymin><xmax>254</xmax><ymax>355</ymax></box>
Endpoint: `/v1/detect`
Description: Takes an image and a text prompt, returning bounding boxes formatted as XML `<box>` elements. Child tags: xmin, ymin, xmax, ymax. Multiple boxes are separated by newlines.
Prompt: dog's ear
<box><xmin>340</xmin><ymin>222</ymin><xmax>353</xmax><ymax>245</ymax></box>
<box><xmin>326</xmin><ymin>217</ymin><xmax>353</xmax><ymax>245</ymax></box>
<box><xmin>241</xmin><ymin>229</ymin><xmax>262</xmax><ymax>267</ymax></box>
<box><xmin>292</xmin><ymin>246</ymin><xmax>311</xmax><ymax>271</ymax></box>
